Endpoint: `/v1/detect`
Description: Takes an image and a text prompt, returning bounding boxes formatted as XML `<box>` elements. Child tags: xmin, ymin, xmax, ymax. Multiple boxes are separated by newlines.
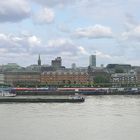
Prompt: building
<box><xmin>0</xmin><ymin>73</ymin><xmax>4</xmax><ymax>84</ymax></box>
<box><xmin>89</xmin><ymin>55</ymin><xmax>96</xmax><ymax>67</ymax></box>
<box><xmin>0</xmin><ymin>63</ymin><xmax>22</xmax><ymax>72</ymax></box>
<box><xmin>26</xmin><ymin>64</ymin><xmax>41</xmax><ymax>72</ymax></box>
<box><xmin>41</xmin><ymin>70</ymin><xmax>89</xmax><ymax>85</ymax></box>
<box><xmin>4</xmin><ymin>71</ymin><xmax>41</xmax><ymax>85</ymax></box>
<box><xmin>40</xmin><ymin>65</ymin><xmax>54</xmax><ymax>72</ymax></box>
<box><xmin>71</xmin><ymin>63</ymin><xmax>76</xmax><ymax>69</ymax></box>
<box><xmin>106</xmin><ymin>64</ymin><xmax>131</xmax><ymax>73</ymax></box>
<box><xmin>136</xmin><ymin>70</ymin><xmax>140</xmax><ymax>84</ymax></box>
<box><xmin>51</xmin><ymin>57</ymin><xmax>62</xmax><ymax>69</ymax></box>
<box><xmin>111</xmin><ymin>71</ymin><xmax>137</xmax><ymax>87</ymax></box>
<box><xmin>88</xmin><ymin>66</ymin><xmax>110</xmax><ymax>83</ymax></box>
<box><xmin>38</xmin><ymin>54</ymin><xmax>41</xmax><ymax>66</ymax></box>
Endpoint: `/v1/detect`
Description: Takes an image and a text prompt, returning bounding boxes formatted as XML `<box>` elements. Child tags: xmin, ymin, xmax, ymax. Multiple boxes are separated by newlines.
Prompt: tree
<box><xmin>94</xmin><ymin>75</ymin><xmax>110</xmax><ymax>83</ymax></box>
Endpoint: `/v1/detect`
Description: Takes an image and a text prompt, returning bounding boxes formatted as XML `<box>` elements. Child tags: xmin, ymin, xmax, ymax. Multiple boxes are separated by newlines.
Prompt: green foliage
<box><xmin>13</xmin><ymin>81</ymin><xmax>41</xmax><ymax>87</ymax></box>
<box><xmin>94</xmin><ymin>75</ymin><xmax>110</xmax><ymax>83</ymax></box>
<box><xmin>0</xmin><ymin>83</ymin><xmax>11</xmax><ymax>88</ymax></box>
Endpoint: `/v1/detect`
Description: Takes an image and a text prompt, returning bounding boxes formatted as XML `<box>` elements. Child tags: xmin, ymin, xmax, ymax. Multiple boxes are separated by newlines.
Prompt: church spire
<box><xmin>38</xmin><ymin>54</ymin><xmax>41</xmax><ymax>66</ymax></box>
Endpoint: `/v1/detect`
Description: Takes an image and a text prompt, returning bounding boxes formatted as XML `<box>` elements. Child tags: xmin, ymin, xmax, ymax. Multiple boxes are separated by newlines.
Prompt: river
<box><xmin>0</xmin><ymin>95</ymin><xmax>140</xmax><ymax>140</ymax></box>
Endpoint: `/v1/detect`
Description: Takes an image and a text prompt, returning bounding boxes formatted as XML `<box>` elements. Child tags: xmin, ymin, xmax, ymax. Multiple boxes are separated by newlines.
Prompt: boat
<box><xmin>0</xmin><ymin>89</ymin><xmax>16</xmax><ymax>97</ymax></box>
<box><xmin>69</xmin><ymin>93</ymin><xmax>85</xmax><ymax>100</ymax></box>
<box><xmin>0</xmin><ymin>96</ymin><xmax>85</xmax><ymax>103</ymax></box>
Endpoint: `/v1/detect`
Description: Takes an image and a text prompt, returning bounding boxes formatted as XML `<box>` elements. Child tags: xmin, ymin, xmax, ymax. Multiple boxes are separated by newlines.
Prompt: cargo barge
<box><xmin>0</xmin><ymin>96</ymin><xmax>85</xmax><ymax>103</ymax></box>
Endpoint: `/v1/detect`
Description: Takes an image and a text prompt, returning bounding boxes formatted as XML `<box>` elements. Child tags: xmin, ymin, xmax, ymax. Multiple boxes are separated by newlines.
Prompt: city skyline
<box><xmin>0</xmin><ymin>54</ymin><xmax>139</xmax><ymax>69</ymax></box>
<box><xmin>0</xmin><ymin>0</ymin><xmax>140</xmax><ymax>67</ymax></box>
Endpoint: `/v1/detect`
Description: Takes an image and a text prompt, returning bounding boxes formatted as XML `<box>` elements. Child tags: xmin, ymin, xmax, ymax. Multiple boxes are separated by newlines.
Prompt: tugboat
<box><xmin>69</xmin><ymin>93</ymin><xmax>85</xmax><ymax>101</ymax></box>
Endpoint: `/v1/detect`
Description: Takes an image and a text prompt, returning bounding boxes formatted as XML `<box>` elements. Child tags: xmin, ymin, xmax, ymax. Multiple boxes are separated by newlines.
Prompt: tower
<box><xmin>51</xmin><ymin>57</ymin><xmax>62</xmax><ymax>69</ymax></box>
<box><xmin>71</xmin><ymin>63</ymin><xmax>76</xmax><ymax>69</ymax></box>
<box><xmin>38</xmin><ymin>54</ymin><xmax>41</xmax><ymax>66</ymax></box>
<box><xmin>89</xmin><ymin>55</ymin><xmax>96</xmax><ymax>67</ymax></box>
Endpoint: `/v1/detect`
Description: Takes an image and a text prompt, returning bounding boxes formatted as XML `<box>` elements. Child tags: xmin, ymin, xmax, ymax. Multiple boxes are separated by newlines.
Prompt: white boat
<box><xmin>69</xmin><ymin>93</ymin><xmax>84</xmax><ymax>100</ymax></box>
<box><xmin>0</xmin><ymin>90</ymin><xmax>16</xmax><ymax>97</ymax></box>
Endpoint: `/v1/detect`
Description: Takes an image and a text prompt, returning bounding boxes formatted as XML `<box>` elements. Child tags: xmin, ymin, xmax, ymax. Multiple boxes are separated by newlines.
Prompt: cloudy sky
<box><xmin>0</xmin><ymin>0</ymin><xmax>140</xmax><ymax>67</ymax></box>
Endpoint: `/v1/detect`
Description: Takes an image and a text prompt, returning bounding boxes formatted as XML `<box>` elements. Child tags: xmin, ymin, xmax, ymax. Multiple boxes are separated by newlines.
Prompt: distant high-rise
<box><xmin>51</xmin><ymin>57</ymin><xmax>62</xmax><ymax>69</ymax></box>
<box><xmin>71</xmin><ymin>63</ymin><xmax>76</xmax><ymax>69</ymax></box>
<box><xmin>89</xmin><ymin>55</ymin><xmax>96</xmax><ymax>67</ymax></box>
<box><xmin>38</xmin><ymin>54</ymin><xmax>41</xmax><ymax>66</ymax></box>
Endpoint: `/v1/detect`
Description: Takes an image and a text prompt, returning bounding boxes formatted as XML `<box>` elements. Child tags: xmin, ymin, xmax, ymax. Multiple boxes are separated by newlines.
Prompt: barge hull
<box><xmin>0</xmin><ymin>97</ymin><xmax>84</xmax><ymax>103</ymax></box>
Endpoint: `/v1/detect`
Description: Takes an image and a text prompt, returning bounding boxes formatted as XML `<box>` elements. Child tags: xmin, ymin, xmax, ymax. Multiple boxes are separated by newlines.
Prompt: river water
<box><xmin>0</xmin><ymin>95</ymin><xmax>140</xmax><ymax>140</ymax></box>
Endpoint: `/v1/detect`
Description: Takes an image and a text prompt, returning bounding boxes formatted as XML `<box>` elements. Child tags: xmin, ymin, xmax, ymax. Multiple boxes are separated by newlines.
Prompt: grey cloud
<box><xmin>0</xmin><ymin>33</ymin><xmax>39</xmax><ymax>54</ymax></box>
<box><xmin>32</xmin><ymin>0</ymin><xmax>121</xmax><ymax>8</ymax></box>
<box><xmin>122</xmin><ymin>25</ymin><xmax>140</xmax><ymax>41</ymax></box>
<box><xmin>124</xmin><ymin>13</ymin><xmax>138</xmax><ymax>30</ymax></box>
<box><xmin>57</xmin><ymin>24</ymin><xmax>71</xmax><ymax>33</ymax></box>
<box><xmin>32</xmin><ymin>0</ymin><xmax>78</xmax><ymax>7</ymax></box>
<box><xmin>0</xmin><ymin>0</ymin><xmax>30</xmax><ymax>22</ymax></box>
<box><xmin>32</xmin><ymin>38</ymin><xmax>88</xmax><ymax>56</ymax></box>
<box><xmin>0</xmin><ymin>33</ymin><xmax>88</xmax><ymax>59</ymax></box>
<box><xmin>33</xmin><ymin>7</ymin><xmax>55</xmax><ymax>24</ymax></box>
<box><xmin>73</xmin><ymin>25</ymin><xmax>113</xmax><ymax>39</ymax></box>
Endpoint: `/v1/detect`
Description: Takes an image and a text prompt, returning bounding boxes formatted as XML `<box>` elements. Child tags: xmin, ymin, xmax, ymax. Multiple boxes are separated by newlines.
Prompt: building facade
<box><xmin>0</xmin><ymin>73</ymin><xmax>4</xmax><ymax>84</ymax></box>
<box><xmin>41</xmin><ymin>70</ymin><xmax>89</xmax><ymax>85</ymax></box>
<box><xmin>106</xmin><ymin>64</ymin><xmax>132</xmax><ymax>73</ymax></box>
<box><xmin>111</xmin><ymin>71</ymin><xmax>137</xmax><ymax>87</ymax></box>
<box><xmin>136</xmin><ymin>70</ymin><xmax>140</xmax><ymax>84</ymax></box>
<box><xmin>4</xmin><ymin>71</ymin><xmax>41</xmax><ymax>85</ymax></box>
<box><xmin>51</xmin><ymin>57</ymin><xmax>62</xmax><ymax>69</ymax></box>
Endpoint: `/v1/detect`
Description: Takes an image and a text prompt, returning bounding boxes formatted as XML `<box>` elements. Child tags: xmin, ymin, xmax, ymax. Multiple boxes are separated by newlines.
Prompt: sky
<box><xmin>0</xmin><ymin>0</ymin><xmax>140</xmax><ymax>67</ymax></box>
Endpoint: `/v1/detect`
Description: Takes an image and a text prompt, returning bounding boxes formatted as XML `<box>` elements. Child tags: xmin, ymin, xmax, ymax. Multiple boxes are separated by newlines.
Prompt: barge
<box><xmin>0</xmin><ymin>96</ymin><xmax>85</xmax><ymax>103</ymax></box>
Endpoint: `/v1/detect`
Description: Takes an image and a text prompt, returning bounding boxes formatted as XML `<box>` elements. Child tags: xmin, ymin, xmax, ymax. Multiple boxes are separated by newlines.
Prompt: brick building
<box><xmin>4</xmin><ymin>71</ymin><xmax>41</xmax><ymax>85</ymax></box>
<box><xmin>41</xmin><ymin>70</ymin><xmax>89</xmax><ymax>85</ymax></box>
